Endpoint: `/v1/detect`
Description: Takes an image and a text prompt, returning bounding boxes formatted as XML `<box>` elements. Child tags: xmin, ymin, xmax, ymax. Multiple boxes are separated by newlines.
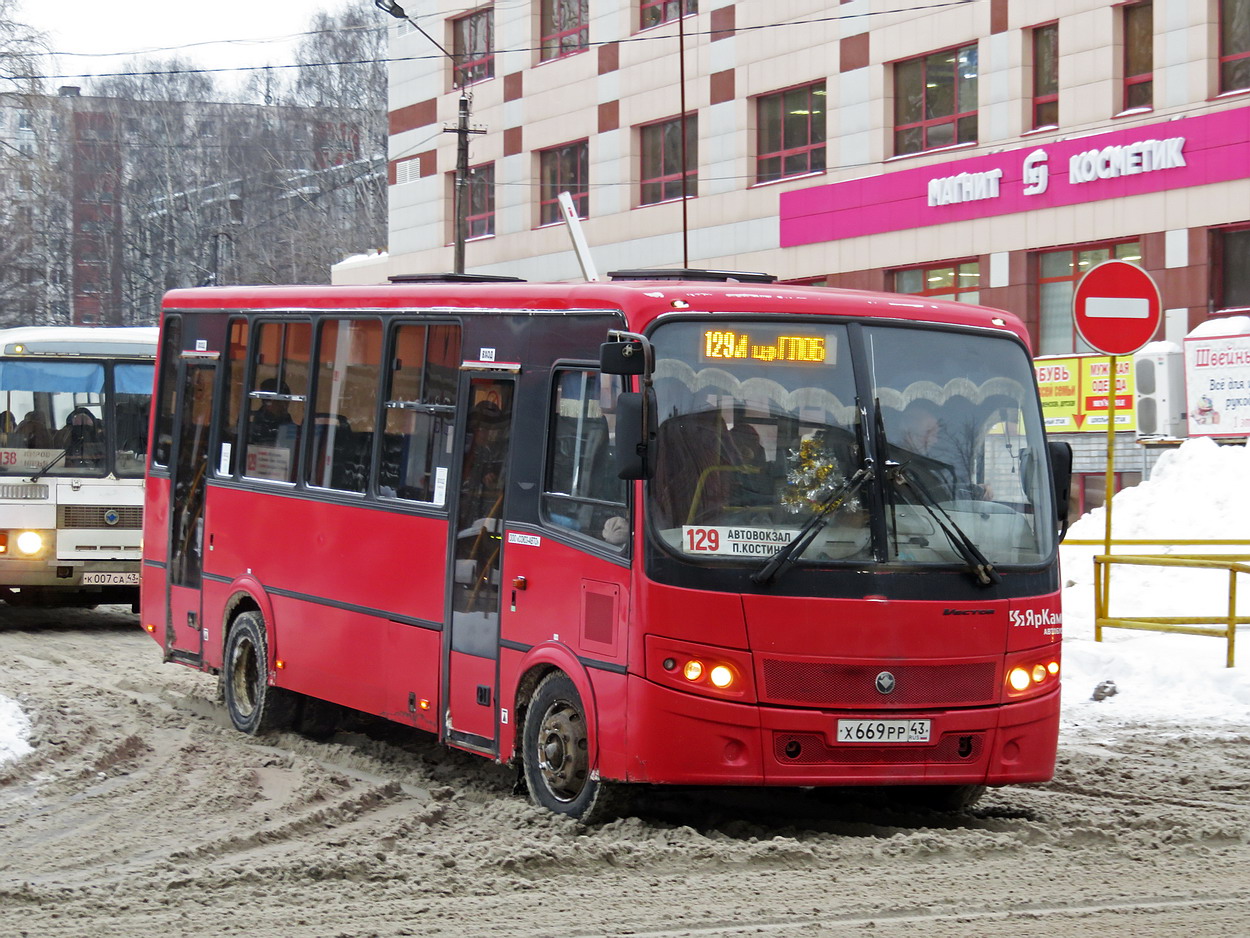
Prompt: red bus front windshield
<box><xmin>647</xmin><ymin>319</ymin><xmax>1055</xmax><ymax>573</ymax></box>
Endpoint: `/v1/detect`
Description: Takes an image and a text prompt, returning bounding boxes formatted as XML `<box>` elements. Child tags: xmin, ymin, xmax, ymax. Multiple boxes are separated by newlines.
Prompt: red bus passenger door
<box><xmin>164</xmin><ymin>358</ymin><xmax>215</xmax><ymax>666</ymax></box>
<box><xmin>445</xmin><ymin>376</ymin><xmax>514</xmax><ymax>753</ymax></box>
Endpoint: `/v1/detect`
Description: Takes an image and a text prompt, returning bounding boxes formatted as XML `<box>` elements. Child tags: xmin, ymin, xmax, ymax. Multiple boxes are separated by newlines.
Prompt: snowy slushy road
<box><xmin>1</xmin><ymin>603</ymin><xmax>1248</xmax><ymax>938</ymax></box>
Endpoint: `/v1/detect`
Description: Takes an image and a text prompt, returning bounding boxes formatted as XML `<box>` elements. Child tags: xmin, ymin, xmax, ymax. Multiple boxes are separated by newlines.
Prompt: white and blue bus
<box><xmin>0</xmin><ymin>326</ymin><xmax>157</xmax><ymax>608</ymax></box>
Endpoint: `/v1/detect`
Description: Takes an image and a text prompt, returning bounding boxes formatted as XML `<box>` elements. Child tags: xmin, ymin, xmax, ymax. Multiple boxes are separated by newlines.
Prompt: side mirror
<box><xmin>614</xmin><ymin>388</ymin><xmax>657</xmax><ymax>480</ymax></box>
<box><xmin>600</xmin><ymin>339</ymin><xmax>648</xmax><ymax>376</ymax></box>
<box><xmin>1047</xmin><ymin>440</ymin><xmax>1073</xmax><ymax>538</ymax></box>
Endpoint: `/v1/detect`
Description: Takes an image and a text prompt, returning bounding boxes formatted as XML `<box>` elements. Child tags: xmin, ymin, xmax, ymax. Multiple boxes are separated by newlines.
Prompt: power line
<box><xmin>11</xmin><ymin>0</ymin><xmax>976</xmax><ymax>83</ymax></box>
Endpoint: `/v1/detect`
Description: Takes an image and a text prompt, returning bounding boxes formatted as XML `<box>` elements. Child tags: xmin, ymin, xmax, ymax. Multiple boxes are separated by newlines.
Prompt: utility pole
<box><xmin>375</xmin><ymin>0</ymin><xmax>485</xmax><ymax>274</ymax></box>
<box><xmin>449</xmin><ymin>94</ymin><xmax>485</xmax><ymax>274</ymax></box>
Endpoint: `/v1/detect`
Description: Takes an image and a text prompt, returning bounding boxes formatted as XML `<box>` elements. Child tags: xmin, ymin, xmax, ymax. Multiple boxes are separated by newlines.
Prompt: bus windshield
<box><xmin>0</xmin><ymin>359</ymin><xmax>154</xmax><ymax>479</ymax></box>
<box><xmin>647</xmin><ymin>319</ymin><xmax>1055</xmax><ymax>570</ymax></box>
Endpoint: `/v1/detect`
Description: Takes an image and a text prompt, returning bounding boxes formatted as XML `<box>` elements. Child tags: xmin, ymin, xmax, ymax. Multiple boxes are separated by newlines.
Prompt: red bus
<box><xmin>142</xmin><ymin>270</ymin><xmax>1072</xmax><ymax>821</ymax></box>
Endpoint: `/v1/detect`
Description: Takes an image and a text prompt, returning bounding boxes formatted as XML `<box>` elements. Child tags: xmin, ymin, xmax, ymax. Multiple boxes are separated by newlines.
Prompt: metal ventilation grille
<box><xmin>760</xmin><ymin>659</ymin><xmax>997</xmax><ymax>708</ymax></box>
<box><xmin>0</xmin><ymin>484</ymin><xmax>48</xmax><ymax>499</ymax></box>
<box><xmin>771</xmin><ymin>731</ymin><xmax>985</xmax><ymax>765</ymax></box>
<box><xmin>57</xmin><ymin>506</ymin><xmax>143</xmax><ymax>529</ymax></box>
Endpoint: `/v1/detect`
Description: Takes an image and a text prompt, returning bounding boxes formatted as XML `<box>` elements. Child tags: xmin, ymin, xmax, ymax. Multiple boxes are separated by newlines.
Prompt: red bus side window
<box><xmin>542</xmin><ymin>368</ymin><xmax>629</xmax><ymax>547</ymax></box>
<box><xmin>377</xmin><ymin>323</ymin><xmax>461</xmax><ymax>506</ymax></box>
<box><xmin>216</xmin><ymin>318</ymin><xmax>249</xmax><ymax>477</ymax></box>
<box><xmin>306</xmin><ymin>318</ymin><xmax>382</xmax><ymax>494</ymax></box>
<box><xmin>242</xmin><ymin>321</ymin><xmax>310</xmax><ymax>484</ymax></box>
<box><xmin>152</xmin><ymin>314</ymin><xmax>182</xmax><ymax>469</ymax></box>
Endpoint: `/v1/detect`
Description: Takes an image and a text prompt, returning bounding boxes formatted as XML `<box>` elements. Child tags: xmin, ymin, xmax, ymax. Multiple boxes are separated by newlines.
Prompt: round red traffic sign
<box><xmin>1072</xmin><ymin>260</ymin><xmax>1162</xmax><ymax>356</ymax></box>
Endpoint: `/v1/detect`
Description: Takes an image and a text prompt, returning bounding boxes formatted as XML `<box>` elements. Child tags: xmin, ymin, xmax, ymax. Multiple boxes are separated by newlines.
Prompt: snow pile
<box><xmin>0</xmin><ymin>695</ymin><xmax>32</xmax><ymax>765</ymax></box>
<box><xmin>1060</xmin><ymin>437</ymin><xmax>1250</xmax><ymax>727</ymax></box>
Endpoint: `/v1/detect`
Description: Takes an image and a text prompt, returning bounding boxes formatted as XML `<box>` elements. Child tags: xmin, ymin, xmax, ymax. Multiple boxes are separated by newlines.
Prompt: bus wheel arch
<box><xmin>519</xmin><ymin>669</ymin><xmax>630</xmax><ymax>823</ymax></box>
<box><xmin>222</xmin><ymin>609</ymin><xmax>296</xmax><ymax>735</ymax></box>
<box><xmin>508</xmin><ymin>647</ymin><xmax>597</xmax><ymax>764</ymax></box>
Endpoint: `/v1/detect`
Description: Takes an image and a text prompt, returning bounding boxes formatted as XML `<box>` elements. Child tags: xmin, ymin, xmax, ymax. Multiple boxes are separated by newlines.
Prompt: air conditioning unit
<box><xmin>1134</xmin><ymin>343</ymin><xmax>1186</xmax><ymax>439</ymax></box>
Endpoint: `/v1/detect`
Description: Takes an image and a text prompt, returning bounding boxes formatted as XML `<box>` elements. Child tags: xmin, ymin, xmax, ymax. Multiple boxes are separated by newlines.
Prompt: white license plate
<box><xmin>836</xmin><ymin>719</ymin><xmax>931</xmax><ymax>743</ymax></box>
<box><xmin>81</xmin><ymin>571</ymin><xmax>139</xmax><ymax>586</ymax></box>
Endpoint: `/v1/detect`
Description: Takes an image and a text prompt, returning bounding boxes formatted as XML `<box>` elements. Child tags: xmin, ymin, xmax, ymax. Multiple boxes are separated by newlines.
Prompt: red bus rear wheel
<box><xmin>223</xmin><ymin>611</ymin><xmax>296</xmax><ymax>735</ymax></box>
<box><xmin>522</xmin><ymin>671</ymin><xmax>628</xmax><ymax>823</ymax></box>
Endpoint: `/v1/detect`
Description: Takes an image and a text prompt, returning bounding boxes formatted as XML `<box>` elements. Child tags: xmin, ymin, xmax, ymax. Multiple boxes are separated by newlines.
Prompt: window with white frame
<box><xmin>1220</xmin><ymin>0</ymin><xmax>1250</xmax><ymax>93</ymax></box>
<box><xmin>539</xmin><ymin>140</ymin><xmax>588</xmax><ymax>224</ymax></box>
<box><xmin>894</xmin><ymin>44</ymin><xmax>978</xmax><ymax>155</ymax></box>
<box><xmin>1036</xmin><ymin>241</ymin><xmax>1142</xmax><ymax>355</ymax></box>
<box><xmin>755</xmin><ymin>83</ymin><xmax>825</xmax><ymax>183</ymax></box>
<box><xmin>640</xmin><ymin>115</ymin><xmax>697</xmax><ymax>205</ymax></box>
<box><xmin>452</xmin><ymin>6</ymin><xmax>493</xmax><ymax>87</ymax></box>
<box><xmin>540</xmin><ymin>0</ymin><xmax>588</xmax><ymax>61</ymax></box>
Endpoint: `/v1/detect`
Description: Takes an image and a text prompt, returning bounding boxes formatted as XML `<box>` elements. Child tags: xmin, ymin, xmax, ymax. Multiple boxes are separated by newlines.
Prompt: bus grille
<box><xmin>0</xmin><ymin>484</ymin><xmax>48</xmax><ymax>499</ymax></box>
<box><xmin>58</xmin><ymin>506</ymin><xmax>144</xmax><ymax>529</ymax></box>
<box><xmin>760</xmin><ymin>659</ymin><xmax>997</xmax><ymax>707</ymax></box>
<box><xmin>772</xmin><ymin>731</ymin><xmax>985</xmax><ymax>765</ymax></box>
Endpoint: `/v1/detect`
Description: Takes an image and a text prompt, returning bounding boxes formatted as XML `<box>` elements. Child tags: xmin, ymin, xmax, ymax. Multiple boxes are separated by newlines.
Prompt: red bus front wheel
<box><xmin>521</xmin><ymin>671</ymin><xmax>629</xmax><ymax>823</ymax></box>
<box><xmin>223</xmin><ymin>611</ymin><xmax>296</xmax><ymax>735</ymax></box>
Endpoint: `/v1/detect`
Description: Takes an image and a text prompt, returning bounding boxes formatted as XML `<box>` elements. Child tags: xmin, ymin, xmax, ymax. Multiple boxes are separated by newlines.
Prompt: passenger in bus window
<box><xmin>0</xmin><ymin>411</ymin><xmax>15</xmax><ymax>444</ymax></box>
<box><xmin>55</xmin><ymin>407</ymin><xmax>104</xmax><ymax>467</ymax></box>
<box><xmin>893</xmin><ymin>400</ymin><xmax>991</xmax><ymax>501</ymax></box>
<box><xmin>16</xmin><ymin>410</ymin><xmax>52</xmax><ymax>449</ymax></box>
<box><xmin>250</xmin><ymin>378</ymin><xmax>295</xmax><ymax>445</ymax></box>
<box><xmin>724</xmin><ymin>422</ymin><xmax>775</xmax><ymax>508</ymax></box>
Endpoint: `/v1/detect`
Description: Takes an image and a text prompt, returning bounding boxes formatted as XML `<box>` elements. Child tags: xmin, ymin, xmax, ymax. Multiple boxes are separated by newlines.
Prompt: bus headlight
<box><xmin>1005</xmin><ymin>651</ymin><xmax>1061</xmax><ymax>698</ymax></box>
<box><xmin>648</xmin><ymin>636</ymin><xmax>755</xmax><ymax>702</ymax></box>
<box><xmin>15</xmin><ymin>531</ymin><xmax>45</xmax><ymax>556</ymax></box>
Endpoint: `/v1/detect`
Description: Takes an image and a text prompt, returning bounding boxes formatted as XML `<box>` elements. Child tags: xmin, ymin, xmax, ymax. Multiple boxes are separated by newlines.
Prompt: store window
<box><xmin>1221</xmin><ymin>0</ymin><xmax>1250</xmax><ymax>93</ymax></box>
<box><xmin>894</xmin><ymin>261</ymin><xmax>980</xmax><ymax>304</ymax></box>
<box><xmin>894</xmin><ymin>44</ymin><xmax>978</xmax><ymax>155</ymax></box>
<box><xmin>539</xmin><ymin>140</ymin><xmax>588</xmax><ymax>225</ymax></box>
<box><xmin>755</xmin><ymin>83</ymin><xmax>826</xmax><ymax>183</ymax></box>
<box><xmin>1032</xmin><ymin>23</ymin><xmax>1059</xmax><ymax>129</ymax></box>
<box><xmin>452</xmin><ymin>6</ymin><xmax>493</xmax><ymax>87</ymax></box>
<box><xmin>540</xmin><ymin>0</ymin><xmax>588</xmax><ymax>61</ymax></box>
<box><xmin>1036</xmin><ymin>241</ymin><xmax>1142</xmax><ymax>355</ymax></box>
<box><xmin>640</xmin><ymin>115</ymin><xmax>697</xmax><ymax>205</ymax></box>
<box><xmin>640</xmin><ymin>0</ymin><xmax>695</xmax><ymax>30</ymax></box>
<box><xmin>1123</xmin><ymin>1</ymin><xmax>1153</xmax><ymax>111</ymax></box>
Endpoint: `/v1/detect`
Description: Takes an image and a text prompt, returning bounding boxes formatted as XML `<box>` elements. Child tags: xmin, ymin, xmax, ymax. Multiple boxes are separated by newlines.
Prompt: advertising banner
<box><xmin>1034</xmin><ymin>355</ymin><xmax>1136</xmax><ymax>432</ymax></box>
<box><xmin>1184</xmin><ymin>331</ymin><xmax>1250</xmax><ymax>437</ymax></box>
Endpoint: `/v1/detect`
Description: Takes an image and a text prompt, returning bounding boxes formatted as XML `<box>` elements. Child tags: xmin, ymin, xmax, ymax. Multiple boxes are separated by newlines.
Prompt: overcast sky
<box><xmin>16</xmin><ymin>0</ymin><xmax>364</xmax><ymax>92</ymax></box>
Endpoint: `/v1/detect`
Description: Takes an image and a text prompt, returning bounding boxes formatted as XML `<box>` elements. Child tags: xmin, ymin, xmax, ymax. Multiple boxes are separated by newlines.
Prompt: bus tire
<box><xmin>223</xmin><ymin>611</ymin><xmax>296</xmax><ymax>735</ymax></box>
<box><xmin>521</xmin><ymin>671</ymin><xmax>629</xmax><ymax>823</ymax></box>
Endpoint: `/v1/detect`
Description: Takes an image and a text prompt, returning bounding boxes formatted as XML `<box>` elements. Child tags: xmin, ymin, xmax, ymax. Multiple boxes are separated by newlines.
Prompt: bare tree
<box><xmin>237</xmin><ymin>4</ymin><xmax>388</xmax><ymax>285</ymax></box>
<box><xmin>0</xmin><ymin>2</ymin><xmax>65</xmax><ymax>326</ymax></box>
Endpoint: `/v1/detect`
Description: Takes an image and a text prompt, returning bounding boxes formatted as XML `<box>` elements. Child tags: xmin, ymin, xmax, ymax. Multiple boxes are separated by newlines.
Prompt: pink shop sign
<box><xmin>779</xmin><ymin>105</ymin><xmax>1250</xmax><ymax>247</ymax></box>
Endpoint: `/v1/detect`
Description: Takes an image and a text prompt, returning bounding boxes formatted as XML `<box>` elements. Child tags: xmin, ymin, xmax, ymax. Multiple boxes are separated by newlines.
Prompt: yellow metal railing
<box><xmin>1089</xmin><ymin>551</ymin><xmax>1250</xmax><ymax>668</ymax></box>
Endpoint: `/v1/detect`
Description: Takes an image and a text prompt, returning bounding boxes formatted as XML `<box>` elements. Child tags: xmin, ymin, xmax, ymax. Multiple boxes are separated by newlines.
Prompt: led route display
<box><xmin>702</xmin><ymin>330</ymin><xmax>827</xmax><ymax>364</ymax></box>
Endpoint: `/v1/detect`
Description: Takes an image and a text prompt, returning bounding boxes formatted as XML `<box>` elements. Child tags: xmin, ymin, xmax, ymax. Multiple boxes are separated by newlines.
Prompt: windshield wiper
<box><xmin>752</xmin><ymin>464</ymin><xmax>873</xmax><ymax>586</ymax></box>
<box><xmin>29</xmin><ymin>449</ymin><xmax>69</xmax><ymax>483</ymax></box>
<box><xmin>887</xmin><ymin>461</ymin><xmax>1000</xmax><ymax>586</ymax></box>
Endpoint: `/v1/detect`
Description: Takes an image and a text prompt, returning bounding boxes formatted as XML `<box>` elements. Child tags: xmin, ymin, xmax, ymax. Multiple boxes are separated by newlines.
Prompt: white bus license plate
<box><xmin>81</xmin><ymin>572</ymin><xmax>139</xmax><ymax>586</ymax></box>
<box><xmin>837</xmin><ymin>719</ymin><xmax>931</xmax><ymax>744</ymax></box>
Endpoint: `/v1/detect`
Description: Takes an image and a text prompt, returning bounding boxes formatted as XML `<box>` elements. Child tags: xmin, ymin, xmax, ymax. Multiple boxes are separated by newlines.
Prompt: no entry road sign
<box><xmin>1073</xmin><ymin>260</ymin><xmax>1162</xmax><ymax>356</ymax></box>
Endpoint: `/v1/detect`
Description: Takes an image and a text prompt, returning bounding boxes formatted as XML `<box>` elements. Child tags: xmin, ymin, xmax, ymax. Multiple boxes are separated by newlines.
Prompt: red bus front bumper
<box><xmin>619</xmin><ymin>675</ymin><xmax>1059</xmax><ymax>788</ymax></box>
